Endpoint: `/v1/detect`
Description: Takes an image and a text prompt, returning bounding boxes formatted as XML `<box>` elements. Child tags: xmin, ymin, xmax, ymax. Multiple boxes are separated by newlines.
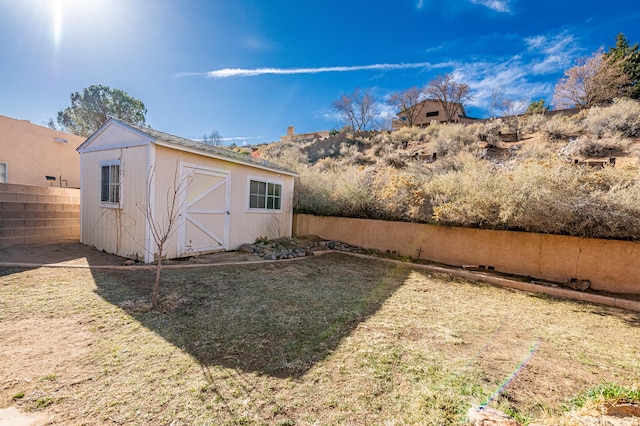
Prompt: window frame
<box><xmin>0</xmin><ymin>162</ymin><xmax>7</xmax><ymax>183</ymax></box>
<box><xmin>100</xmin><ymin>160</ymin><xmax>122</xmax><ymax>208</ymax></box>
<box><xmin>247</xmin><ymin>176</ymin><xmax>283</xmax><ymax>212</ymax></box>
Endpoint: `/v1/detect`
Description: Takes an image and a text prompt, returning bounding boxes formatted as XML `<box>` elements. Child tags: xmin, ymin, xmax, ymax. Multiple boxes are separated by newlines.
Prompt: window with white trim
<box><xmin>249</xmin><ymin>179</ymin><xmax>282</xmax><ymax>210</ymax></box>
<box><xmin>100</xmin><ymin>161</ymin><xmax>120</xmax><ymax>204</ymax></box>
<box><xmin>0</xmin><ymin>162</ymin><xmax>6</xmax><ymax>183</ymax></box>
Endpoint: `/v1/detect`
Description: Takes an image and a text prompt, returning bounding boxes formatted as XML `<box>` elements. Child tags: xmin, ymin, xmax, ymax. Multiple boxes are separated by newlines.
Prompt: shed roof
<box><xmin>78</xmin><ymin>118</ymin><xmax>297</xmax><ymax>176</ymax></box>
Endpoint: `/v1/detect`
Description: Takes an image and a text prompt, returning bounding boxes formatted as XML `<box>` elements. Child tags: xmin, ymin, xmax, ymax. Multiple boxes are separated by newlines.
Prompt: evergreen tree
<box><xmin>606</xmin><ymin>33</ymin><xmax>640</xmax><ymax>99</ymax></box>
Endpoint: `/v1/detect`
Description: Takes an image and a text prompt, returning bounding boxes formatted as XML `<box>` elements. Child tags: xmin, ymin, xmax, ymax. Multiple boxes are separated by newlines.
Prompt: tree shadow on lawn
<box><xmin>91</xmin><ymin>253</ymin><xmax>410</xmax><ymax>379</ymax></box>
<box><xmin>0</xmin><ymin>241</ymin><xmax>128</xmax><ymax>278</ymax></box>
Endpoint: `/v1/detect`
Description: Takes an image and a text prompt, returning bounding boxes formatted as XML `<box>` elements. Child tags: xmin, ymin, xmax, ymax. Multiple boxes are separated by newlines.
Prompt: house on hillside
<box><xmin>280</xmin><ymin>125</ymin><xmax>330</xmax><ymax>142</ymax></box>
<box><xmin>0</xmin><ymin>115</ymin><xmax>85</xmax><ymax>187</ymax></box>
<box><xmin>76</xmin><ymin>118</ymin><xmax>296</xmax><ymax>263</ymax></box>
<box><xmin>392</xmin><ymin>99</ymin><xmax>480</xmax><ymax>129</ymax></box>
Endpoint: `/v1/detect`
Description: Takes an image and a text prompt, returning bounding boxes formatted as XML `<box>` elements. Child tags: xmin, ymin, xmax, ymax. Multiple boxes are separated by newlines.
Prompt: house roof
<box><xmin>78</xmin><ymin>118</ymin><xmax>297</xmax><ymax>176</ymax></box>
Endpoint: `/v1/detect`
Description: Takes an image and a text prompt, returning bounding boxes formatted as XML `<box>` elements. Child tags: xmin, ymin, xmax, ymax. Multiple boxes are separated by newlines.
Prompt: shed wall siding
<box><xmin>152</xmin><ymin>146</ymin><xmax>293</xmax><ymax>257</ymax></box>
<box><xmin>80</xmin><ymin>145</ymin><xmax>148</xmax><ymax>260</ymax></box>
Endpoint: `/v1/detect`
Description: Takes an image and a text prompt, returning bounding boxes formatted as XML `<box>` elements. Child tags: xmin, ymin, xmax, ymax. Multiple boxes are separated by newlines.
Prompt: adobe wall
<box><xmin>293</xmin><ymin>214</ymin><xmax>640</xmax><ymax>295</ymax></box>
<box><xmin>0</xmin><ymin>183</ymin><xmax>80</xmax><ymax>248</ymax></box>
<box><xmin>0</xmin><ymin>115</ymin><xmax>84</xmax><ymax>188</ymax></box>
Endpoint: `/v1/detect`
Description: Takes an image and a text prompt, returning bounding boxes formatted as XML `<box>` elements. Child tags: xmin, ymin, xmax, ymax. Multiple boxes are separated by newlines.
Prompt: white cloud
<box><xmin>450</xmin><ymin>55</ymin><xmax>554</xmax><ymax>111</ymax></box>
<box><xmin>524</xmin><ymin>32</ymin><xmax>580</xmax><ymax>74</ymax></box>
<box><xmin>177</xmin><ymin>62</ymin><xmax>454</xmax><ymax>79</ymax></box>
<box><xmin>470</xmin><ymin>0</ymin><xmax>511</xmax><ymax>13</ymax></box>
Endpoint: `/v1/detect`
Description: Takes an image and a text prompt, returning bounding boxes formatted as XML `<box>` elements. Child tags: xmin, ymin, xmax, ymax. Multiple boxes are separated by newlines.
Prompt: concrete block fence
<box><xmin>0</xmin><ymin>183</ymin><xmax>80</xmax><ymax>248</ymax></box>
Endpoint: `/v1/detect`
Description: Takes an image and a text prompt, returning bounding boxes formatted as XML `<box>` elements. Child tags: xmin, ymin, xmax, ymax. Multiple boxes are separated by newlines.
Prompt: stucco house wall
<box><xmin>78</xmin><ymin>119</ymin><xmax>295</xmax><ymax>263</ymax></box>
<box><xmin>0</xmin><ymin>114</ymin><xmax>84</xmax><ymax>188</ymax></box>
<box><xmin>392</xmin><ymin>99</ymin><xmax>479</xmax><ymax>128</ymax></box>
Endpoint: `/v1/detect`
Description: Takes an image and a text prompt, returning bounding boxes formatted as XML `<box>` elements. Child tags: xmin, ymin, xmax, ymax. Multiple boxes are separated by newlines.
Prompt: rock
<box><xmin>123</xmin><ymin>259</ymin><xmax>135</xmax><ymax>266</ymax></box>
<box><xmin>238</xmin><ymin>243</ymin><xmax>254</xmax><ymax>254</ymax></box>
<box><xmin>263</xmin><ymin>252</ymin><xmax>277</xmax><ymax>261</ymax></box>
<box><xmin>327</xmin><ymin>241</ymin><xmax>336</xmax><ymax>249</ymax></box>
<box><xmin>467</xmin><ymin>406</ymin><xmax>519</xmax><ymax>426</ymax></box>
<box><xmin>566</xmin><ymin>278</ymin><xmax>591</xmax><ymax>291</ymax></box>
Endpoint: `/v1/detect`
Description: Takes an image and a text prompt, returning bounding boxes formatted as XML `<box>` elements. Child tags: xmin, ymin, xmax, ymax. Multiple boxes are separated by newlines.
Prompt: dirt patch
<box><xmin>0</xmin><ymin>318</ymin><xmax>94</xmax><ymax>409</ymax></box>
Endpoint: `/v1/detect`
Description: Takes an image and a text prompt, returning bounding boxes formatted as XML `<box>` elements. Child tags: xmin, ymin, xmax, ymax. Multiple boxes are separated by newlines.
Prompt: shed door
<box><xmin>178</xmin><ymin>164</ymin><xmax>230</xmax><ymax>256</ymax></box>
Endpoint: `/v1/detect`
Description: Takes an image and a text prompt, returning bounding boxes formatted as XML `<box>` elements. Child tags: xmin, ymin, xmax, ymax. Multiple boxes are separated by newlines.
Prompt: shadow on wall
<box><xmin>89</xmin><ymin>253</ymin><xmax>410</xmax><ymax>379</ymax></box>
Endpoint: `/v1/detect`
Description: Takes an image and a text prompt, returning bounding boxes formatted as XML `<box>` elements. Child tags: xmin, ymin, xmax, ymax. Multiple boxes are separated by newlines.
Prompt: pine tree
<box><xmin>605</xmin><ymin>33</ymin><xmax>640</xmax><ymax>99</ymax></box>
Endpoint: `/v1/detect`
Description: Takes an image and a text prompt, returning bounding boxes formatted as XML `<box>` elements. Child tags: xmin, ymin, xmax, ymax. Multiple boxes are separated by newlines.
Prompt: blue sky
<box><xmin>2</xmin><ymin>0</ymin><xmax>640</xmax><ymax>144</ymax></box>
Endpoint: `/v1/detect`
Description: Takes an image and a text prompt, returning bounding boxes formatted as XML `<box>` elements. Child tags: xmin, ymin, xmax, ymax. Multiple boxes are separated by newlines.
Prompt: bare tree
<box><xmin>498</xmin><ymin>97</ymin><xmax>528</xmax><ymax>134</ymax></box>
<box><xmin>201</xmin><ymin>130</ymin><xmax>223</xmax><ymax>146</ymax></box>
<box><xmin>138</xmin><ymin>161</ymin><xmax>186</xmax><ymax>308</ymax></box>
<box><xmin>387</xmin><ymin>86</ymin><xmax>427</xmax><ymax>127</ymax></box>
<box><xmin>332</xmin><ymin>88</ymin><xmax>377</xmax><ymax>131</ymax></box>
<box><xmin>552</xmin><ymin>51</ymin><xmax>630</xmax><ymax>109</ymax></box>
<box><xmin>489</xmin><ymin>86</ymin><xmax>503</xmax><ymax>119</ymax></box>
<box><xmin>424</xmin><ymin>74</ymin><xmax>472</xmax><ymax>122</ymax></box>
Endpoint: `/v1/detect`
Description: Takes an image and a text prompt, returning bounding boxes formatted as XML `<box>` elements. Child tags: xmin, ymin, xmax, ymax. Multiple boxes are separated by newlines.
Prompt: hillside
<box><xmin>254</xmin><ymin>99</ymin><xmax>640</xmax><ymax>240</ymax></box>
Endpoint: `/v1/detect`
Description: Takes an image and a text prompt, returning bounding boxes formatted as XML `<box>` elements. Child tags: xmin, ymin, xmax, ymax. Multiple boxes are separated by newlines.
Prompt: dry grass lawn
<box><xmin>1</xmin><ymin>253</ymin><xmax>639</xmax><ymax>425</ymax></box>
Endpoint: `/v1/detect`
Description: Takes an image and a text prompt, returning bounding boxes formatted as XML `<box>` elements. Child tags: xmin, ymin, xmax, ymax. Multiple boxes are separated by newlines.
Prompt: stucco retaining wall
<box><xmin>293</xmin><ymin>214</ymin><xmax>640</xmax><ymax>295</ymax></box>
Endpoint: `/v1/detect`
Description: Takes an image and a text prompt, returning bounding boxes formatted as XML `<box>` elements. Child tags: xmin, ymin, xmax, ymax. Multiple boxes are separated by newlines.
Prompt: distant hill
<box><xmin>255</xmin><ymin>99</ymin><xmax>640</xmax><ymax>240</ymax></box>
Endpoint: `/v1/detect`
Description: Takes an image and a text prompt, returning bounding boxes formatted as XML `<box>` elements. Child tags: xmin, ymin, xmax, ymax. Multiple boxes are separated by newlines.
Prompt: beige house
<box><xmin>77</xmin><ymin>118</ymin><xmax>296</xmax><ymax>263</ymax></box>
<box><xmin>280</xmin><ymin>125</ymin><xmax>330</xmax><ymax>142</ymax></box>
<box><xmin>0</xmin><ymin>114</ymin><xmax>84</xmax><ymax>187</ymax></box>
<box><xmin>392</xmin><ymin>99</ymin><xmax>478</xmax><ymax>128</ymax></box>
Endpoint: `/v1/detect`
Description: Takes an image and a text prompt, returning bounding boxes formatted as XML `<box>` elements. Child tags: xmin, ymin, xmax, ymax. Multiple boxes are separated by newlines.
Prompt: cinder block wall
<box><xmin>0</xmin><ymin>183</ymin><xmax>80</xmax><ymax>249</ymax></box>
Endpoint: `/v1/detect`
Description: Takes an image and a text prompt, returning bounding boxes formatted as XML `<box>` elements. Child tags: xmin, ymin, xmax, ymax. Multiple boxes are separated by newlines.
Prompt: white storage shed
<box><xmin>77</xmin><ymin>118</ymin><xmax>296</xmax><ymax>263</ymax></box>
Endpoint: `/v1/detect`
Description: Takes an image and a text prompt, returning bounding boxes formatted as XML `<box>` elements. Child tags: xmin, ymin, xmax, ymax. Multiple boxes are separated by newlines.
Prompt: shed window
<box><xmin>249</xmin><ymin>179</ymin><xmax>281</xmax><ymax>210</ymax></box>
<box><xmin>0</xmin><ymin>162</ymin><xmax>6</xmax><ymax>183</ymax></box>
<box><xmin>426</xmin><ymin>111</ymin><xmax>439</xmax><ymax>117</ymax></box>
<box><xmin>100</xmin><ymin>162</ymin><xmax>120</xmax><ymax>204</ymax></box>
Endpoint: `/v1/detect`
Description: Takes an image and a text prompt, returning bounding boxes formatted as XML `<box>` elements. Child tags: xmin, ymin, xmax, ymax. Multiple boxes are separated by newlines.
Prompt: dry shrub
<box><xmin>369</xmin><ymin>165</ymin><xmax>434</xmax><ymax>221</ymax></box>
<box><xmin>427</xmin><ymin>153</ymin><xmax>505</xmax><ymax>227</ymax></box>
<box><xmin>339</xmin><ymin>142</ymin><xmax>369</xmax><ymax>166</ymax></box>
<box><xmin>584</xmin><ymin>98</ymin><xmax>640</xmax><ymax>138</ymax></box>
<box><xmin>381</xmin><ymin>152</ymin><xmax>407</xmax><ymax>169</ymax></box>
<box><xmin>295</xmin><ymin>166</ymin><xmax>376</xmax><ymax>218</ymax></box>
<box><xmin>292</xmin><ymin>113</ymin><xmax>640</xmax><ymax>240</ymax></box>
<box><xmin>473</xmin><ymin>119</ymin><xmax>501</xmax><ymax>145</ymax></box>
<box><xmin>542</xmin><ymin>114</ymin><xmax>583</xmax><ymax>141</ymax></box>
<box><xmin>425</xmin><ymin>154</ymin><xmax>640</xmax><ymax>239</ymax></box>
<box><xmin>259</xmin><ymin>142</ymin><xmax>309</xmax><ymax>172</ymax></box>
<box><xmin>518</xmin><ymin>140</ymin><xmax>557</xmax><ymax>161</ymax></box>
<box><xmin>520</xmin><ymin>114</ymin><xmax>548</xmax><ymax>134</ymax></box>
<box><xmin>433</xmin><ymin>123</ymin><xmax>477</xmax><ymax>156</ymax></box>
<box><xmin>563</xmin><ymin>134</ymin><xmax>632</xmax><ymax>158</ymax></box>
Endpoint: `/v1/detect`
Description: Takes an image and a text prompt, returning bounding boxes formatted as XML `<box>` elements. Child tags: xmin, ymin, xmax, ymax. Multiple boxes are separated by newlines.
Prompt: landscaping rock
<box><xmin>123</xmin><ymin>259</ymin><xmax>136</xmax><ymax>266</ymax></box>
<box><xmin>468</xmin><ymin>406</ymin><xmax>519</xmax><ymax>426</ymax></box>
<box><xmin>566</xmin><ymin>278</ymin><xmax>591</xmax><ymax>291</ymax></box>
<box><xmin>246</xmin><ymin>237</ymin><xmax>365</xmax><ymax>261</ymax></box>
<box><xmin>238</xmin><ymin>243</ymin><xmax>254</xmax><ymax>254</ymax></box>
